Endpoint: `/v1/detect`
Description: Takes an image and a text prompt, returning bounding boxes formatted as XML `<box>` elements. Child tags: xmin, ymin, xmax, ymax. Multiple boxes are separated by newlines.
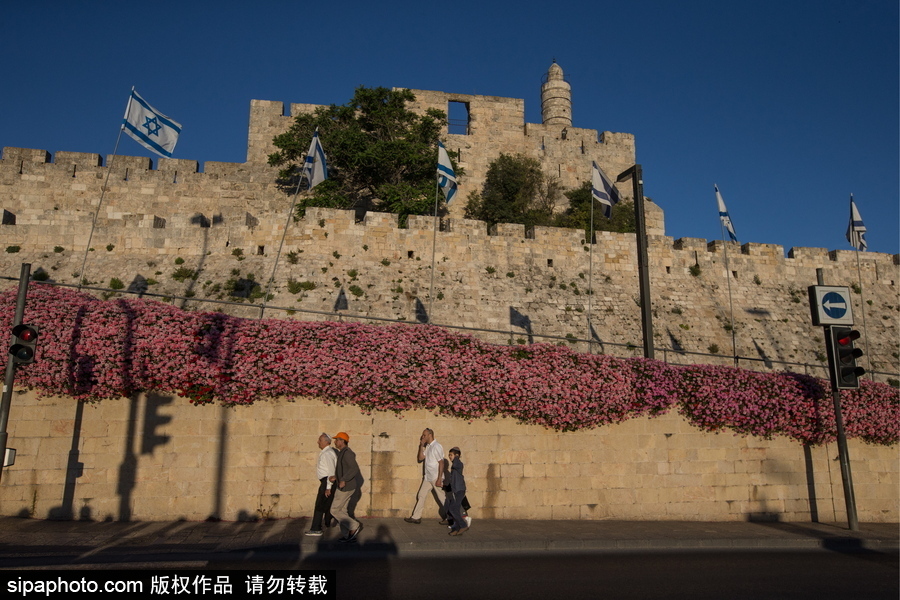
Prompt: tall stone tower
<box><xmin>540</xmin><ymin>60</ymin><xmax>572</xmax><ymax>127</ymax></box>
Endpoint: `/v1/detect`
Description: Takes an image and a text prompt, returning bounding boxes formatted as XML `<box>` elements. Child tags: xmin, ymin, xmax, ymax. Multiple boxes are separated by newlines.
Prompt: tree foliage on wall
<box><xmin>464</xmin><ymin>153</ymin><xmax>561</xmax><ymax>229</ymax></box>
<box><xmin>464</xmin><ymin>154</ymin><xmax>636</xmax><ymax>235</ymax></box>
<box><xmin>556</xmin><ymin>181</ymin><xmax>637</xmax><ymax>236</ymax></box>
<box><xmin>268</xmin><ymin>87</ymin><xmax>459</xmax><ymax>223</ymax></box>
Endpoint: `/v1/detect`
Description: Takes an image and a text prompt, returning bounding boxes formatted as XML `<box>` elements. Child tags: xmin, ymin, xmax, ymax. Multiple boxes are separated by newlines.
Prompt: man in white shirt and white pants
<box><xmin>405</xmin><ymin>428</ymin><xmax>446</xmax><ymax>524</ymax></box>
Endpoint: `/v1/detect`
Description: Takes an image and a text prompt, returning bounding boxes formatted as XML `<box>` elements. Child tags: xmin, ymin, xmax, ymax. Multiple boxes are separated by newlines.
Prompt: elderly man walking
<box><xmin>329</xmin><ymin>432</ymin><xmax>363</xmax><ymax>543</ymax></box>
<box><xmin>305</xmin><ymin>433</ymin><xmax>337</xmax><ymax>537</ymax></box>
<box><xmin>404</xmin><ymin>428</ymin><xmax>446</xmax><ymax>524</ymax></box>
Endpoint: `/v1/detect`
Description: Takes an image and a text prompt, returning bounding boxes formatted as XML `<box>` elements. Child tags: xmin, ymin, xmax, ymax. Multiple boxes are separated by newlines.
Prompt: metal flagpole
<box><xmin>586</xmin><ymin>192</ymin><xmax>595</xmax><ymax>353</ymax></box>
<box><xmin>719</xmin><ymin>221</ymin><xmax>738</xmax><ymax>366</ymax></box>
<box><xmin>427</xmin><ymin>175</ymin><xmax>441</xmax><ymax>323</ymax></box>
<box><xmin>78</xmin><ymin>88</ymin><xmax>132</xmax><ymax>289</ymax></box>
<box><xmin>258</xmin><ymin>165</ymin><xmax>310</xmax><ymax>319</ymax></box>
<box><xmin>850</xmin><ymin>194</ymin><xmax>871</xmax><ymax>374</ymax></box>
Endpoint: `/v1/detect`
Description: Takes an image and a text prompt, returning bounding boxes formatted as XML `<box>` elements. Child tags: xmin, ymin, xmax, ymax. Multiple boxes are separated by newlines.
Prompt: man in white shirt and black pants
<box><xmin>306</xmin><ymin>432</ymin><xmax>337</xmax><ymax>537</ymax></box>
<box><xmin>405</xmin><ymin>428</ymin><xmax>446</xmax><ymax>524</ymax></box>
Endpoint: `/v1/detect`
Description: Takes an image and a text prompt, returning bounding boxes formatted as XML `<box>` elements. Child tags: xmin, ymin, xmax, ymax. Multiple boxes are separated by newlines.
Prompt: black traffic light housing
<box><xmin>828</xmin><ymin>326</ymin><xmax>864</xmax><ymax>389</ymax></box>
<box><xmin>9</xmin><ymin>324</ymin><xmax>38</xmax><ymax>365</ymax></box>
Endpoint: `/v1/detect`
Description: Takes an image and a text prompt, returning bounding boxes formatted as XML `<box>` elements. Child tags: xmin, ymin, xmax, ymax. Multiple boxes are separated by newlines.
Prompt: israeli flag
<box><xmin>437</xmin><ymin>142</ymin><xmax>457</xmax><ymax>204</ymax></box>
<box><xmin>846</xmin><ymin>195</ymin><xmax>867</xmax><ymax>251</ymax></box>
<box><xmin>122</xmin><ymin>89</ymin><xmax>181</xmax><ymax>158</ymax></box>
<box><xmin>591</xmin><ymin>161</ymin><xmax>621</xmax><ymax>218</ymax></box>
<box><xmin>715</xmin><ymin>184</ymin><xmax>738</xmax><ymax>243</ymax></box>
<box><xmin>302</xmin><ymin>129</ymin><xmax>328</xmax><ymax>190</ymax></box>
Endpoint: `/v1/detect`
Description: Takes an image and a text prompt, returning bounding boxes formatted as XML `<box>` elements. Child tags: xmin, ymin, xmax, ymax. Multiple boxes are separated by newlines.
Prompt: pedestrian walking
<box><xmin>405</xmin><ymin>428</ymin><xmax>446</xmax><ymax>524</ymax></box>
<box><xmin>446</xmin><ymin>447</ymin><xmax>468</xmax><ymax>536</ymax></box>
<box><xmin>330</xmin><ymin>432</ymin><xmax>363</xmax><ymax>543</ymax></box>
<box><xmin>305</xmin><ymin>432</ymin><xmax>337</xmax><ymax>537</ymax></box>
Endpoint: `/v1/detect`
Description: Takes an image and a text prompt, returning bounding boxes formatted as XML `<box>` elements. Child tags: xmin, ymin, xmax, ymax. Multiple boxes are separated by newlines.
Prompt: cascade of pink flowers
<box><xmin>3</xmin><ymin>286</ymin><xmax>897</xmax><ymax>445</ymax></box>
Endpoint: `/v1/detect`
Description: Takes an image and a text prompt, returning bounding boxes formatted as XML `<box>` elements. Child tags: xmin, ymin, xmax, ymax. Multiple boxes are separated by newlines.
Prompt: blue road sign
<box><xmin>822</xmin><ymin>292</ymin><xmax>848</xmax><ymax>319</ymax></box>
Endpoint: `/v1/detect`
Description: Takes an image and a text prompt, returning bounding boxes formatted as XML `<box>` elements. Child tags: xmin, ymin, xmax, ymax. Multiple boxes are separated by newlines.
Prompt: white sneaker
<box><xmin>465</xmin><ymin>516</ymin><xmax>472</xmax><ymax>528</ymax></box>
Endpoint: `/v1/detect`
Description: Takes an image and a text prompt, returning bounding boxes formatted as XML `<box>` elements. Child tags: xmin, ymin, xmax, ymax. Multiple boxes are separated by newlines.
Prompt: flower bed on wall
<box><xmin>4</xmin><ymin>286</ymin><xmax>897</xmax><ymax>445</ymax></box>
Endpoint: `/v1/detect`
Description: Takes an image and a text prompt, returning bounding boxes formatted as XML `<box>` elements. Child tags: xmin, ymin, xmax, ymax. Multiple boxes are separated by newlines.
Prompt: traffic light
<box><xmin>9</xmin><ymin>324</ymin><xmax>38</xmax><ymax>365</ymax></box>
<box><xmin>829</xmin><ymin>326</ymin><xmax>864</xmax><ymax>389</ymax></box>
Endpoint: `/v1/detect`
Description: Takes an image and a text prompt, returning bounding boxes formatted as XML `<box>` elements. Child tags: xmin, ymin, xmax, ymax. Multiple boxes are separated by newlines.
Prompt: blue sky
<box><xmin>3</xmin><ymin>0</ymin><xmax>897</xmax><ymax>255</ymax></box>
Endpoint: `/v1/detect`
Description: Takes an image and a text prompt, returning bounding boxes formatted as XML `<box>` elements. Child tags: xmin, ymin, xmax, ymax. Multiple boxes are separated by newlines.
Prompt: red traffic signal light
<box><xmin>9</xmin><ymin>324</ymin><xmax>38</xmax><ymax>365</ymax></box>
<box><xmin>829</xmin><ymin>326</ymin><xmax>864</xmax><ymax>389</ymax></box>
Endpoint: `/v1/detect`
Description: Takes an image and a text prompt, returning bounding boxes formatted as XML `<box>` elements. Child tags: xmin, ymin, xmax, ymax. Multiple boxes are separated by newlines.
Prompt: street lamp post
<box><xmin>617</xmin><ymin>165</ymin><xmax>654</xmax><ymax>359</ymax></box>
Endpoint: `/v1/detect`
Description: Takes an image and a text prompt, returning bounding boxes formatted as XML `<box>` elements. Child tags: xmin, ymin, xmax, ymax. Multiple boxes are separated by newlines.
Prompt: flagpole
<box><xmin>427</xmin><ymin>172</ymin><xmax>440</xmax><ymax>323</ymax></box>
<box><xmin>719</xmin><ymin>221</ymin><xmax>738</xmax><ymax>366</ymax></box>
<box><xmin>586</xmin><ymin>192</ymin><xmax>595</xmax><ymax>354</ymax></box>
<box><xmin>79</xmin><ymin>88</ymin><xmax>132</xmax><ymax>290</ymax></box>
<box><xmin>258</xmin><ymin>164</ymin><xmax>309</xmax><ymax>320</ymax></box>
<box><xmin>849</xmin><ymin>195</ymin><xmax>871</xmax><ymax>375</ymax></box>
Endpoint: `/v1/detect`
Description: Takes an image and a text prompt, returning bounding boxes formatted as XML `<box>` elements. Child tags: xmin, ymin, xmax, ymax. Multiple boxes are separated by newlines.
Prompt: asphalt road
<box><xmin>207</xmin><ymin>549</ymin><xmax>899</xmax><ymax>600</ymax></box>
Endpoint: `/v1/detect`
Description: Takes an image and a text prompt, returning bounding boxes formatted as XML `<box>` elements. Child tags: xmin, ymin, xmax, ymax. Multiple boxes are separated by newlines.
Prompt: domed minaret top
<box><xmin>540</xmin><ymin>60</ymin><xmax>572</xmax><ymax>127</ymax></box>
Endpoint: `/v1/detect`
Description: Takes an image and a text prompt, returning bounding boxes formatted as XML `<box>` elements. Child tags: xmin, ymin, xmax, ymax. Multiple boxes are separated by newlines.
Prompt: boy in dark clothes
<box><xmin>445</xmin><ymin>447</ymin><xmax>468</xmax><ymax>536</ymax></box>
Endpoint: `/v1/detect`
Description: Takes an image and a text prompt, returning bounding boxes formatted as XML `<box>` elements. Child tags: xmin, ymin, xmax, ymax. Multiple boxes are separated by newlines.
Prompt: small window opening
<box><xmin>408</xmin><ymin>250</ymin><xmax>415</xmax><ymax>259</ymax></box>
<box><xmin>257</xmin><ymin>246</ymin><xmax>265</xmax><ymax>256</ymax></box>
<box><xmin>448</xmin><ymin>101</ymin><xmax>470</xmax><ymax>135</ymax></box>
<box><xmin>547</xmin><ymin>259</ymin><xmax>554</xmax><ymax>267</ymax></box>
<box><xmin>665</xmin><ymin>266</ymin><xmax>671</xmax><ymax>274</ymax></box>
<box><xmin>732</xmin><ymin>271</ymin><xmax>738</xmax><ymax>279</ymax></box>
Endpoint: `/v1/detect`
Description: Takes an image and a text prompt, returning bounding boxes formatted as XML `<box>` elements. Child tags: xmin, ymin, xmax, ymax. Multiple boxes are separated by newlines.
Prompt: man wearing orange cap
<box><xmin>329</xmin><ymin>432</ymin><xmax>363</xmax><ymax>542</ymax></box>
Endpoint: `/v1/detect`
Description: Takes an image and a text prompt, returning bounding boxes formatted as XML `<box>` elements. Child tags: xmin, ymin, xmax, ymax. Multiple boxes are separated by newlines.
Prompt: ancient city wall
<box><xmin>0</xmin><ymin>391</ymin><xmax>895</xmax><ymax>522</ymax></box>
<box><xmin>246</xmin><ymin>89</ymin><xmax>638</xmax><ymax>219</ymax></box>
<box><xmin>0</xmin><ymin>141</ymin><xmax>896</xmax><ymax>380</ymax></box>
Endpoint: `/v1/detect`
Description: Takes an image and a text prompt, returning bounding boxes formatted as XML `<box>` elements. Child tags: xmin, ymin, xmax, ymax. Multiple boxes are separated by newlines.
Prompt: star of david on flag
<box><xmin>437</xmin><ymin>142</ymin><xmax>457</xmax><ymax>204</ymax></box>
<box><xmin>591</xmin><ymin>161</ymin><xmax>620</xmax><ymax>219</ymax></box>
<box><xmin>301</xmin><ymin>129</ymin><xmax>328</xmax><ymax>190</ymax></box>
<box><xmin>122</xmin><ymin>89</ymin><xmax>182</xmax><ymax>158</ymax></box>
<box><xmin>846</xmin><ymin>195</ymin><xmax>867</xmax><ymax>251</ymax></box>
<box><xmin>715</xmin><ymin>184</ymin><xmax>738</xmax><ymax>243</ymax></box>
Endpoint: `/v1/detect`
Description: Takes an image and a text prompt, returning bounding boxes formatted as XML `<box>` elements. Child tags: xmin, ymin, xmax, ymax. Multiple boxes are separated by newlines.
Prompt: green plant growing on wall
<box><xmin>174</xmin><ymin>257</ymin><xmax>185</xmax><ymax>265</ymax></box>
<box><xmin>6</xmin><ymin>246</ymin><xmax>20</xmax><ymax>253</ymax></box>
<box><xmin>106</xmin><ymin>244</ymin><xmax>115</xmax><ymax>252</ymax></box>
<box><xmin>349</xmin><ymin>285</ymin><xmax>364</xmax><ymax>297</ymax></box>
<box><xmin>172</xmin><ymin>267</ymin><xmax>197</xmax><ymax>282</ymax></box>
<box><xmin>689</xmin><ymin>264</ymin><xmax>701</xmax><ymax>277</ymax></box>
<box><xmin>54</xmin><ymin>246</ymin><xmax>64</xmax><ymax>253</ymax></box>
<box><xmin>109</xmin><ymin>278</ymin><xmax>124</xmax><ymax>290</ymax></box>
<box><xmin>485</xmin><ymin>266</ymin><xmax>496</xmax><ymax>274</ymax></box>
<box><xmin>232</xmin><ymin>248</ymin><xmax>244</xmax><ymax>260</ymax></box>
<box><xmin>286</xmin><ymin>250</ymin><xmax>301</xmax><ymax>264</ymax></box>
<box><xmin>708</xmin><ymin>344</ymin><xmax>720</xmax><ymax>354</ymax></box>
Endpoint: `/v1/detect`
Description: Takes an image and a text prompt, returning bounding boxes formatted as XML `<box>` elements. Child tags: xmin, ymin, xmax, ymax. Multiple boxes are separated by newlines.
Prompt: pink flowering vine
<box><xmin>3</xmin><ymin>286</ymin><xmax>897</xmax><ymax>445</ymax></box>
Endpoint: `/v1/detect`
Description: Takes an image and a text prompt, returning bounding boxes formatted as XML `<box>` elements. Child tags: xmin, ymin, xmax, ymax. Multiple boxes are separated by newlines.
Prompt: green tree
<box><xmin>268</xmin><ymin>87</ymin><xmax>458</xmax><ymax>223</ymax></box>
<box><xmin>464</xmin><ymin>153</ymin><xmax>559</xmax><ymax>229</ymax></box>
<box><xmin>554</xmin><ymin>180</ymin><xmax>636</xmax><ymax>236</ymax></box>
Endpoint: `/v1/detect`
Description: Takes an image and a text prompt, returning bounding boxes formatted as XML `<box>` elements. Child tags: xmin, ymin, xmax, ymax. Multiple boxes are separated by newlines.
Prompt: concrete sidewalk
<box><xmin>0</xmin><ymin>516</ymin><xmax>896</xmax><ymax>569</ymax></box>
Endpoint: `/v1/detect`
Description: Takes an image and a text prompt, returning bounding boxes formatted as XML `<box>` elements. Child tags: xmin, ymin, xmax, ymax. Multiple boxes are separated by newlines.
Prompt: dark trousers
<box><xmin>447</xmin><ymin>490</ymin><xmax>467</xmax><ymax>531</ymax></box>
<box><xmin>311</xmin><ymin>477</ymin><xmax>335</xmax><ymax>530</ymax></box>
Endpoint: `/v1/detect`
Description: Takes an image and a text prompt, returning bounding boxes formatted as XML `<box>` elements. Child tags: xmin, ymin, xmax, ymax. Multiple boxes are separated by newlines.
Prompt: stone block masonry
<box><xmin>0</xmin><ymin>391</ymin><xmax>895</xmax><ymax>522</ymax></box>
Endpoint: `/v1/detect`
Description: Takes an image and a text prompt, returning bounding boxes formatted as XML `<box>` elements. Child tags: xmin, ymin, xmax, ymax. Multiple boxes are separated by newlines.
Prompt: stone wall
<box><xmin>0</xmin><ymin>392</ymin><xmax>895</xmax><ymax>522</ymax></box>
<box><xmin>245</xmin><ymin>87</ymin><xmax>639</xmax><ymax>222</ymax></box>
<box><xmin>0</xmin><ymin>145</ymin><xmax>896</xmax><ymax>381</ymax></box>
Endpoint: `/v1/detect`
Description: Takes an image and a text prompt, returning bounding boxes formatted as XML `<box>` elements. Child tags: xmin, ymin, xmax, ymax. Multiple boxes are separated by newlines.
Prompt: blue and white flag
<box><xmin>301</xmin><ymin>129</ymin><xmax>328</xmax><ymax>190</ymax></box>
<box><xmin>437</xmin><ymin>142</ymin><xmax>457</xmax><ymax>204</ymax></box>
<box><xmin>715</xmin><ymin>184</ymin><xmax>738</xmax><ymax>243</ymax></box>
<box><xmin>846</xmin><ymin>195</ymin><xmax>867</xmax><ymax>251</ymax></box>
<box><xmin>122</xmin><ymin>89</ymin><xmax>181</xmax><ymax>158</ymax></box>
<box><xmin>591</xmin><ymin>161</ymin><xmax>620</xmax><ymax>219</ymax></box>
